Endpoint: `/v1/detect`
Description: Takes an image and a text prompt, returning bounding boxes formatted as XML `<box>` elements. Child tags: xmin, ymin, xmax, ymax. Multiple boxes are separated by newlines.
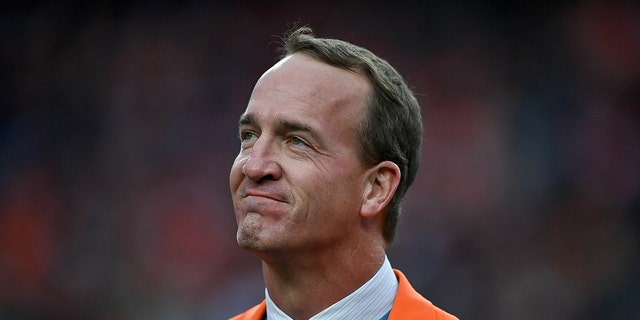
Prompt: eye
<box><xmin>288</xmin><ymin>136</ymin><xmax>309</xmax><ymax>147</ymax></box>
<box><xmin>240</xmin><ymin>130</ymin><xmax>258</xmax><ymax>143</ymax></box>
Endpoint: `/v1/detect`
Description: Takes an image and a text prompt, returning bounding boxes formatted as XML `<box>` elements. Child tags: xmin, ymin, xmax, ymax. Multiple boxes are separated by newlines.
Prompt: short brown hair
<box><xmin>281</xmin><ymin>27</ymin><xmax>423</xmax><ymax>243</ymax></box>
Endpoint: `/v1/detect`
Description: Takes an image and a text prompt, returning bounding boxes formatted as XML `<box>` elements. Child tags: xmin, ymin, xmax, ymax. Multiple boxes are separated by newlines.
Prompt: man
<box><xmin>229</xmin><ymin>26</ymin><xmax>457</xmax><ymax>320</ymax></box>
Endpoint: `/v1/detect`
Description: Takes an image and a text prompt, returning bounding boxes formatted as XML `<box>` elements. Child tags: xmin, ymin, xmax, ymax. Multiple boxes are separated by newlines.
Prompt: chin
<box><xmin>238</xmin><ymin>231</ymin><xmax>289</xmax><ymax>257</ymax></box>
<box><xmin>236</xmin><ymin>226</ymin><xmax>271</xmax><ymax>251</ymax></box>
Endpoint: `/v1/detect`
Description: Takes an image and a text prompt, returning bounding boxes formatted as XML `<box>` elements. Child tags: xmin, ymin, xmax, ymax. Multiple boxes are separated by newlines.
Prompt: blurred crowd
<box><xmin>1</xmin><ymin>1</ymin><xmax>638</xmax><ymax>319</ymax></box>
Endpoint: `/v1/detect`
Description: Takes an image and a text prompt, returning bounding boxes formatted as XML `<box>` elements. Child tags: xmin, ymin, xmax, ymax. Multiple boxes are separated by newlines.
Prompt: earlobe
<box><xmin>360</xmin><ymin>161</ymin><xmax>401</xmax><ymax>218</ymax></box>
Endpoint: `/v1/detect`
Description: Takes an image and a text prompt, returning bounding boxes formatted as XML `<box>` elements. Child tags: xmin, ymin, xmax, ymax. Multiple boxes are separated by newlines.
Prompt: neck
<box><xmin>261</xmin><ymin>243</ymin><xmax>386</xmax><ymax>319</ymax></box>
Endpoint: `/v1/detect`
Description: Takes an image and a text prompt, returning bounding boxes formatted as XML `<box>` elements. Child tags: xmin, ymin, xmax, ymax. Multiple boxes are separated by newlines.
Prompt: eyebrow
<box><xmin>276</xmin><ymin>119</ymin><xmax>314</xmax><ymax>135</ymax></box>
<box><xmin>238</xmin><ymin>113</ymin><xmax>320</xmax><ymax>141</ymax></box>
<box><xmin>238</xmin><ymin>113</ymin><xmax>256</xmax><ymax>127</ymax></box>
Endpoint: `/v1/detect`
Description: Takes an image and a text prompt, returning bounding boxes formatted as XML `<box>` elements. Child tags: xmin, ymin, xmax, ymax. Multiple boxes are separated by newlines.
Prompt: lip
<box><xmin>243</xmin><ymin>189</ymin><xmax>288</xmax><ymax>203</ymax></box>
<box><xmin>238</xmin><ymin>189</ymin><xmax>290</xmax><ymax>217</ymax></box>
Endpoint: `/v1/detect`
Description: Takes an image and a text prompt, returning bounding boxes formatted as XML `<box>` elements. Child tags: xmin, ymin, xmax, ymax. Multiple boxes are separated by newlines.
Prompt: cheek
<box><xmin>299</xmin><ymin>166</ymin><xmax>363</xmax><ymax>215</ymax></box>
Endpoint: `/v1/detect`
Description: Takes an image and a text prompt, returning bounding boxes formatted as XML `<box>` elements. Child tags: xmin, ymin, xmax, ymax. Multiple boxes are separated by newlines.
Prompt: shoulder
<box><xmin>389</xmin><ymin>269</ymin><xmax>458</xmax><ymax>320</ymax></box>
<box><xmin>228</xmin><ymin>301</ymin><xmax>266</xmax><ymax>320</ymax></box>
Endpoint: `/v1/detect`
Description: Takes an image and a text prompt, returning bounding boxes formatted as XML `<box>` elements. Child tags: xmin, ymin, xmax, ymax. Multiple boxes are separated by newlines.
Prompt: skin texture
<box><xmin>230</xmin><ymin>53</ymin><xmax>401</xmax><ymax>319</ymax></box>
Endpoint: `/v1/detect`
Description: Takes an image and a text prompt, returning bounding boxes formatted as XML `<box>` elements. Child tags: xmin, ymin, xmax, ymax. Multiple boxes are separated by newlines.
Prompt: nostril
<box><xmin>242</xmin><ymin>156</ymin><xmax>281</xmax><ymax>182</ymax></box>
<box><xmin>258</xmin><ymin>174</ymin><xmax>275</xmax><ymax>182</ymax></box>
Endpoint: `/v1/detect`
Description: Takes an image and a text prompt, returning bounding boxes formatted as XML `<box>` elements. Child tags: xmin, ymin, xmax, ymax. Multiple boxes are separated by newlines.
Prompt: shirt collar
<box><xmin>265</xmin><ymin>255</ymin><xmax>398</xmax><ymax>320</ymax></box>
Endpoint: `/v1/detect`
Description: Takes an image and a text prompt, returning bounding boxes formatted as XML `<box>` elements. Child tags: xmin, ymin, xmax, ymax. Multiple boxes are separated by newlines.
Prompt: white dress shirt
<box><xmin>265</xmin><ymin>255</ymin><xmax>398</xmax><ymax>320</ymax></box>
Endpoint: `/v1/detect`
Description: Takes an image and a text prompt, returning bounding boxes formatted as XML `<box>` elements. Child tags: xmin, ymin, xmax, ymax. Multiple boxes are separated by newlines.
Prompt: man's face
<box><xmin>230</xmin><ymin>53</ymin><xmax>372</xmax><ymax>256</ymax></box>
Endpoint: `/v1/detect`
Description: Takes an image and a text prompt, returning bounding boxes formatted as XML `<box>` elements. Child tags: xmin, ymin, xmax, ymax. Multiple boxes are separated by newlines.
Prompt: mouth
<box><xmin>239</xmin><ymin>192</ymin><xmax>289</xmax><ymax>217</ymax></box>
<box><xmin>243</xmin><ymin>189</ymin><xmax>288</xmax><ymax>203</ymax></box>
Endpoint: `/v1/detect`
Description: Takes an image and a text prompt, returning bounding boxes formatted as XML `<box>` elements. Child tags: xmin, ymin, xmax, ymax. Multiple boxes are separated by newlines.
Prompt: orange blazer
<box><xmin>229</xmin><ymin>269</ymin><xmax>458</xmax><ymax>320</ymax></box>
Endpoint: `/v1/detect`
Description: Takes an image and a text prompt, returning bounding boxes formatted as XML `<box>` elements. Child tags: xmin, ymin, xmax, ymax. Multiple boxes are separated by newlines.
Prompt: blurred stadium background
<box><xmin>1</xmin><ymin>1</ymin><xmax>639</xmax><ymax>319</ymax></box>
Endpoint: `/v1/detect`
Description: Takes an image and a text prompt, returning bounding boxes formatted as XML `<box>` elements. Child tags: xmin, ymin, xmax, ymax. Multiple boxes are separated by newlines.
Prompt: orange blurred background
<box><xmin>1</xmin><ymin>1</ymin><xmax>638</xmax><ymax>319</ymax></box>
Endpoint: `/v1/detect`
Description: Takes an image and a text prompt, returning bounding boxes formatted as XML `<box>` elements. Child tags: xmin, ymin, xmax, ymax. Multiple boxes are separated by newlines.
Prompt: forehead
<box><xmin>246</xmin><ymin>53</ymin><xmax>371</xmax><ymax>126</ymax></box>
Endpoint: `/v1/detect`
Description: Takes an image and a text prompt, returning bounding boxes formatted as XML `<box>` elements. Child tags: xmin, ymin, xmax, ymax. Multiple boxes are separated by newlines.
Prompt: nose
<box><xmin>241</xmin><ymin>138</ymin><xmax>282</xmax><ymax>182</ymax></box>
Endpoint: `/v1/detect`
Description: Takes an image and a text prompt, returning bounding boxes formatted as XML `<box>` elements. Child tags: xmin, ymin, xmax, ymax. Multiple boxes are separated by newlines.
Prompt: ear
<box><xmin>360</xmin><ymin>161</ymin><xmax>401</xmax><ymax>218</ymax></box>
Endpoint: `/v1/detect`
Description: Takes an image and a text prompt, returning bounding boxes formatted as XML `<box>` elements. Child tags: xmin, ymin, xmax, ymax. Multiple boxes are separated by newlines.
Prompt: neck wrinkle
<box><xmin>262</xmin><ymin>246</ymin><xmax>386</xmax><ymax>319</ymax></box>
